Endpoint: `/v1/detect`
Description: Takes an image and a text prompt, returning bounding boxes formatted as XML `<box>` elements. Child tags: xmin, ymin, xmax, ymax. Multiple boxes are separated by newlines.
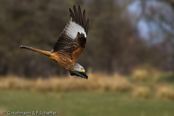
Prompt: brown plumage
<box><xmin>20</xmin><ymin>5</ymin><xmax>89</xmax><ymax>79</ymax></box>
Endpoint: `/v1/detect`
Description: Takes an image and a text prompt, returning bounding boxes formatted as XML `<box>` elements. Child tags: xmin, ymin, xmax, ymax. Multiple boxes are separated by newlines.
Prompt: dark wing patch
<box><xmin>70</xmin><ymin>71</ymin><xmax>88</xmax><ymax>79</ymax></box>
<box><xmin>71</xmin><ymin>33</ymin><xmax>86</xmax><ymax>61</ymax></box>
<box><xmin>53</xmin><ymin>33</ymin><xmax>76</xmax><ymax>52</ymax></box>
<box><xmin>52</xmin><ymin>5</ymin><xmax>88</xmax><ymax>61</ymax></box>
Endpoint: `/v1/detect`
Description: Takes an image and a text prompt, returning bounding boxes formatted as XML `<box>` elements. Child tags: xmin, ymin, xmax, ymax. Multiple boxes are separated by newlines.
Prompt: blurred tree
<box><xmin>0</xmin><ymin>0</ymin><xmax>173</xmax><ymax>77</ymax></box>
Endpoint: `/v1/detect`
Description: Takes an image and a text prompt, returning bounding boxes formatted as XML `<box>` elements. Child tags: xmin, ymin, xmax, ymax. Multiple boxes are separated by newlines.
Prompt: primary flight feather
<box><xmin>20</xmin><ymin>5</ymin><xmax>89</xmax><ymax>79</ymax></box>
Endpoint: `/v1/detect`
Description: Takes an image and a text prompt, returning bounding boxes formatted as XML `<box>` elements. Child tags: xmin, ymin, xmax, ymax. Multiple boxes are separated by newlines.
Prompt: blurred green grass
<box><xmin>0</xmin><ymin>90</ymin><xmax>174</xmax><ymax>116</ymax></box>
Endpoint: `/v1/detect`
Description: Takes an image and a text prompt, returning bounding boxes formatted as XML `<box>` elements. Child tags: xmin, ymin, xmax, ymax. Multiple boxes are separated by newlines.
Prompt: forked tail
<box><xmin>20</xmin><ymin>45</ymin><xmax>51</xmax><ymax>56</ymax></box>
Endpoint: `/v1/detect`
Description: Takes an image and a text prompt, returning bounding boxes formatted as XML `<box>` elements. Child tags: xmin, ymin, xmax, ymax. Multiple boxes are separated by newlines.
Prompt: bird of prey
<box><xmin>20</xmin><ymin>5</ymin><xmax>89</xmax><ymax>79</ymax></box>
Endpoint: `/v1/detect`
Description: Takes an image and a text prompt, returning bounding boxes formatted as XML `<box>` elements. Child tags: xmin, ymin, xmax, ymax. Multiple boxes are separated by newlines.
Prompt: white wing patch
<box><xmin>64</xmin><ymin>19</ymin><xmax>87</xmax><ymax>39</ymax></box>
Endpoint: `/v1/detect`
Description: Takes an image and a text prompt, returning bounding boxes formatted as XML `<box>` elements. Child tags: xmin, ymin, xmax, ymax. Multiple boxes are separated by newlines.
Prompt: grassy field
<box><xmin>0</xmin><ymin>90</ymin><xmax>174</xmax><ymax>116</ymax></box>
<box><xmin>0</xmin><ymin>70</ymin><xmax>174</xmax><ymax>116</ymax></box>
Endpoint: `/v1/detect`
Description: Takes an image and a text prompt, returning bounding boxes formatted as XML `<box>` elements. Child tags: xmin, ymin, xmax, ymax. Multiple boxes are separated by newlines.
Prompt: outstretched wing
<box><xmin>52</xmin><ymin>5</ymin><xmax>89</xmax><ymax>62</ymax></box>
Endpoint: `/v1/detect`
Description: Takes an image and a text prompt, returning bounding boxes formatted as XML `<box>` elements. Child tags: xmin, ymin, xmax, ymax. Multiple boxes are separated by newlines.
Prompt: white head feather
<box><xmin>73</xmin><ymin>63</ymin><xmax>85</xmax><ymax>72</ymax></box>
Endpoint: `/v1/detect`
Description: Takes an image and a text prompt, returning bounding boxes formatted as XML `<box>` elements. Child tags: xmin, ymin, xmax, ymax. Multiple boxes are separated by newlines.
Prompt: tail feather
<box><xmin>20</xmin><ymin>45</ymin><xmax>51</xmax><ymax>56</ymax></box>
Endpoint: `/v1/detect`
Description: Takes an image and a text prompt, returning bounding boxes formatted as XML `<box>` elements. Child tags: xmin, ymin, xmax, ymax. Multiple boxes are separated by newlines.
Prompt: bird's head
<box><xmin>69</xmin><ymin>63</ymin><xmax>88</xmax><ymax>79</ymax></box>
<box><xmin>73</xmin><ymin>63</ymin><xmax>85</xmax><ymax>73</ymax></box>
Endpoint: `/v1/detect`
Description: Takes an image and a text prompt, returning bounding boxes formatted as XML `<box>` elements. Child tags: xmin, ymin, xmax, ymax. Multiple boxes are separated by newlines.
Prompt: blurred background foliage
<box><xmin>0</xmin><ymin>0</ymin><xmax>174</xmax><ymax>77</ymax></box>
<box><xmin>0</xmin><ymin>1</ymin><xmax>174</xmax><ymax>116</ymax></box>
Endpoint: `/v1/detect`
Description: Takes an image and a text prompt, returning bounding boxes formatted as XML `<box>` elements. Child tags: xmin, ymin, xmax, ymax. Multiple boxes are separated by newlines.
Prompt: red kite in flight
<box><xmin>20</xmin><ymin>5</ymin><xmax>89</xmax><ymax>79</ymax></box>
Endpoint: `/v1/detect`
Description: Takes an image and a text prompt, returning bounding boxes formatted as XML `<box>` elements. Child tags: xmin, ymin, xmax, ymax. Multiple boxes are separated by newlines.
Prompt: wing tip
<box><xmin>69</xmin><ymin>5</ymin><xmax>89</xmax><ymax>34</ymax></box>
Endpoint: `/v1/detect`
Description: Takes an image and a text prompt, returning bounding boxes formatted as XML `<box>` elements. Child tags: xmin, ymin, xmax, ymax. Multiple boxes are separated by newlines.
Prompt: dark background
<box><xmin>0</xmin><ymin>0</ymin><xmax>174</xmax><ymax>77</ymax></box>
